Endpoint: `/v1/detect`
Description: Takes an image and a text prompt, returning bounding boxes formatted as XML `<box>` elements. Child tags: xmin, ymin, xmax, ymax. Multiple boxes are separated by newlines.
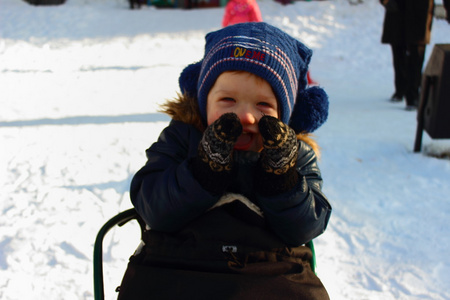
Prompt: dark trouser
<box><xmin>390</xmin><ymin>44</ymin><xmax>426</xmax><ymax>106</ymax></box>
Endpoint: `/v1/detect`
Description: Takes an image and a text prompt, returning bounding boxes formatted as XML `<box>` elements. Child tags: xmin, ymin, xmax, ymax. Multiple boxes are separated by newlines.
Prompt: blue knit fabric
<box><xmin>179</xmin><ymin>22</ymin><xmax>328</xmax><ymax>133</ymax></box>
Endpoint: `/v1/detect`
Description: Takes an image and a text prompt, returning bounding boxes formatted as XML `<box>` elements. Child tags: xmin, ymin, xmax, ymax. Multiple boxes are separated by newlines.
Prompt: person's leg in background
<box><xmin>404</xmin><ymin>44</ymin><xmax>426</xmax><ymax>110</ymax></box>
<box><xmin>390</xmin><ymin>43</ymin><xmax>407</xmax><ymax>102</ymax></box>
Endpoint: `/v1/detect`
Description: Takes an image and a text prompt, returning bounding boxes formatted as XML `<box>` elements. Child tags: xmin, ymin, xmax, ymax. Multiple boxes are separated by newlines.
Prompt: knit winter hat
<box><xmin>179</xmin><ymin>22</ymin><xmax>328</xmax><ymax>133</ymax></box>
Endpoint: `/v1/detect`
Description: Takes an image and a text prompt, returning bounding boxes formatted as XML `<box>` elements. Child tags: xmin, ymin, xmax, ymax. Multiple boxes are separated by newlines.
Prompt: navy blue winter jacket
<box><xmin>130</xmin><ymin>119</ymin><xmax>331</xmax><ymax>246</ymax></box>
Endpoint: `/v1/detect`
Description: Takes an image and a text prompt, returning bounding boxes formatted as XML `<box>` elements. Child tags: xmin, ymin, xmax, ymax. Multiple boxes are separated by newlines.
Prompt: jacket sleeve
<box><xmin>130</xmin><ymin>120</ymin><xmax>219</xmax><ymax>232</ymax></box>
<box><xmin>222</xmin><ymin>2</ymin><xmax>233</xmax><ymax>27</ymax></box>
<box><xmin>249</xmin><ymin>0</ymin><xmax>263</xmax><ymax>22</ymax></box>
<box><xmin>255</xmin><ymin>140</ymin><xmax>332</xmax><ymax>246</ymax></box>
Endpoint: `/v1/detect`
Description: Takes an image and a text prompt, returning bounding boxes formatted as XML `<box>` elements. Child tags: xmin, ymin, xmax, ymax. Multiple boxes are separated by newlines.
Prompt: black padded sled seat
<box><xmin>93</xmin><ymin>208</ymin><xmax>317</xmax><ymax>300</ymax></box>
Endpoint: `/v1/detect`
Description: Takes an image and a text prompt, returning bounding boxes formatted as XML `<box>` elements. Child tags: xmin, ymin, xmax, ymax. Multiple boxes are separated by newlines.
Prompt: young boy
<box><xmin>119</xmin><ymin>22</ymin><xmax>331</xmax><ymax>299</ymax></box>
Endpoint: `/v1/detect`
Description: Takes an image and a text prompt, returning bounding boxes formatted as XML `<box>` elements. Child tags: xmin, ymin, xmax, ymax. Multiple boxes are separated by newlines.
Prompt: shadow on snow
<box><xmin>0</xmin><ymin>113</ymin><xmax>170</xmax><ymax>127</ymax></box>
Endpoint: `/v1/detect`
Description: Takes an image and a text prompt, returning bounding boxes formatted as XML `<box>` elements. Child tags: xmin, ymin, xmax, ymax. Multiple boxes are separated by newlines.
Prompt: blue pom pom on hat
<box><xmin>179</xmin><ymin>22</ymin><xmax>328</xmax><ymax>133</ymax></box>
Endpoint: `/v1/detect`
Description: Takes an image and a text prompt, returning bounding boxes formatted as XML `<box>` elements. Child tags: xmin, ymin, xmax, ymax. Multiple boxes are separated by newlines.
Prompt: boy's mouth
<box><xmin>234</xmin><ymin>132</ymin><xmax>254</xmax><ymax>150</ymax></box>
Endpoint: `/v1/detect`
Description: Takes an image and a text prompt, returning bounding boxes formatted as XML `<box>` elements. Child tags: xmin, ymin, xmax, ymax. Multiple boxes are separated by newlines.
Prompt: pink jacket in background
<box><xmin>222</xmin><ymin>0</ymin><xmax>263</xmax><ymax>27</ymax></box>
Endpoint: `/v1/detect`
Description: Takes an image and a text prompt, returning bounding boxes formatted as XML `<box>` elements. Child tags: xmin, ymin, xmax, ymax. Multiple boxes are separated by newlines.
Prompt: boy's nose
<box><xmin>237</xmin><ymin>110</ymin><xmax>258</xmax><ymax>125</ymax></box>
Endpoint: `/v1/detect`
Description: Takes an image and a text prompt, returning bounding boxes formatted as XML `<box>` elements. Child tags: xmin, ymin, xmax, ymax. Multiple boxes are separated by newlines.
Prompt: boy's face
<box><xmin>206</xmin><ymin>71</ymin><xmax>279</xmax><ymax>152</ymax></box>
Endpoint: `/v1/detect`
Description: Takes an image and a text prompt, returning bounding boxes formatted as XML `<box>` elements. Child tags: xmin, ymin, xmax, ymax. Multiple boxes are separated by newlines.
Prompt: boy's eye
<box><xmin>221</xmin><ymin>97</ymin><xmax>235</xmax><ymax>102</ymax></box>
<box><xmin>258</xmin><ymin>102</ymin><xmax>273</xmax><ymax>108</ymax></box>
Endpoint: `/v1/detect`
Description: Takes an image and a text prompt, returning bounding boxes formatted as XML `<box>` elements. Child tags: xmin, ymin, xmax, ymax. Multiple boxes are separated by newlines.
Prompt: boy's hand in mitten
<box><xmin>256</xmin><ymin>115</ymin><xmax>299</xmax><ymax>195</ymax></box>
<box><xmin>192</xmin><ymin>113</ymin><xmax>242</xmax><ymax>194</ymax></box>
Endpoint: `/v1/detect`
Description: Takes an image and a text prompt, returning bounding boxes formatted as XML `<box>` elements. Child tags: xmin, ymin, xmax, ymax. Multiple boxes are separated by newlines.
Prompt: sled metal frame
<box><xmin>93</xmin><ymin>209</ymin><xmax>144</xmax><ymax>300</ymax></box>
<box><xmin>93</xmin><ymin>208</ymin><xmax>317</xmax><ymax>300</ymax></box>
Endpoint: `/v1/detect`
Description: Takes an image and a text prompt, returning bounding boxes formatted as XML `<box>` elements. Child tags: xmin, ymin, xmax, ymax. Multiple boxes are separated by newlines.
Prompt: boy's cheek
<box><xmin>207</xmin><ymin>109</ymin><xmax>236</xmax><ymax>125</ymax></box>
<box><xmin>207</xmin><ymin>111</ymin><xmax>223</xmax><ymax>126</ymax></box>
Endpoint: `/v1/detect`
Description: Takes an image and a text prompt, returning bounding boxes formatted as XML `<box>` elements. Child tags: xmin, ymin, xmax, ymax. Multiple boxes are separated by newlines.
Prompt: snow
<box><xmin>1</xmin><ymin>0</ymin><xmax>450</xmax><ymax>299</ymax></box>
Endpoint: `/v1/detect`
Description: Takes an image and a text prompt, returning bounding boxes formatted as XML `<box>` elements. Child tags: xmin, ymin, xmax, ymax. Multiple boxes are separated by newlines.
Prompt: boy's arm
<box><xmin>257</xmin><ymin>141</ymin><xmax>331</xmax><ymax>246</ymax></box>
<box><xmin>255</xmin><ymin>116</ymin><xmax>331</xmax><ymax>246</ymax></box>
<box><xmin>130</xmin><ymin>120</ymin><xmax>219</xmax><ymax>232</ymax></box>
<box><xmin>191</xmin><ymin>113</ymin><xmax>242</xmax><ymax>195</ymax></box>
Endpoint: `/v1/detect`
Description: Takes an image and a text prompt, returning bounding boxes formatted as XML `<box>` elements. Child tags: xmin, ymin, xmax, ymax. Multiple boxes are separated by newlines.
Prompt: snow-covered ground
<box><xmin>1</xmin><ymin>0</ymin><xmax>450</xmax><ymax>299</ymax></box>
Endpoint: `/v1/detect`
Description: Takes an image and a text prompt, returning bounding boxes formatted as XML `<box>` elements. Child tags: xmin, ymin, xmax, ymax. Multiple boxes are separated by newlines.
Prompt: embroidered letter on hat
<box><xmin>231</xmin><ymin>47</ymin><xmax>265</xmax><ymax>62</ymax></box>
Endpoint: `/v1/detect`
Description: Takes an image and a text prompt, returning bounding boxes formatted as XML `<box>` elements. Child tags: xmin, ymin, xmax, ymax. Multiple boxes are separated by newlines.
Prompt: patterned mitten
<box><xmin>256</xmin><ymin>115</ymin><xmax>299</xmax><ymax>195</ymax></box>
<box><xmin>192</xmin><ymin>113</ymin><xmax>242</xmax><ymax>194</ymax></box>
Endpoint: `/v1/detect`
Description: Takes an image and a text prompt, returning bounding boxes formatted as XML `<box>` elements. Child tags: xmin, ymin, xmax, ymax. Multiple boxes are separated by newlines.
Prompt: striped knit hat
<box><xmin>179</xmin><ymin>22</ymin><xmax>328</xmax><ymax>133</ymax></box>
